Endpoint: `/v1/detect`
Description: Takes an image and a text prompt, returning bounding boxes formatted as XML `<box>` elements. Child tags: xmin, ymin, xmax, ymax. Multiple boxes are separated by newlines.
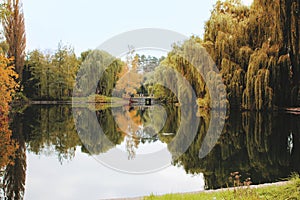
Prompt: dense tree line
<box><xmin>22</xmin><ymin>44</ymin><xmax>80</xmax><ymax>100</ymax></box>
<box><xmin>149</xmin><ymin>0</ymin><xmax>299</xmax><ymax>110</ymax></box>
<box><xmin>12</xmin><ymin>1</ymin><xmax>298</xmax><ymax>109</ymax></box>
<box><xmin>1</xmin><ymin>0</ymin><xmax>299</xmax><ymax>108</ymax></box>
<box><xmin>22</xmin><ymin>47</ymin><xmax>126</xmax><ymax>100</ymax></box>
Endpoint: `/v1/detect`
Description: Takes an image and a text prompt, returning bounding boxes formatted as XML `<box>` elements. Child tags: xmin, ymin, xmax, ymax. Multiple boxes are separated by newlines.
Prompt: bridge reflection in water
<box><xmin>126</xmin><ymin>97</ymin><xmax>157</xmax><ymax>106</ymax></box>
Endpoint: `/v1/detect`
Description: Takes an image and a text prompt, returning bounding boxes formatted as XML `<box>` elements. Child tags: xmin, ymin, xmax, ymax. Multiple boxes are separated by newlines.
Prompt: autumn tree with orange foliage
<box><xmin>0</xmin><ymin>55</ymin><xmax>19</xmax><ymax>169</ymax></box>
<box><xmin>114</xmin><ymin>54</ymin><xmax>143</xmax><ymax>97</ymax></box>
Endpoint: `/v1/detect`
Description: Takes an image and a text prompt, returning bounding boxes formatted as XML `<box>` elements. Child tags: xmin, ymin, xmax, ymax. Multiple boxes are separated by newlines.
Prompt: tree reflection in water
<box><xmin>1</xmin><ymin>105</ymin><xmax>299</xmax><ymax>199</ymax></box>
<box><xmin>174</xmin><ymin>110</ymin><xmax>300</xmax><ymax>189</ymax></box>
<box><xmin>3</xmin><ymin>114</ymin><xmax>26</xmax><ymax>200</ymax></box>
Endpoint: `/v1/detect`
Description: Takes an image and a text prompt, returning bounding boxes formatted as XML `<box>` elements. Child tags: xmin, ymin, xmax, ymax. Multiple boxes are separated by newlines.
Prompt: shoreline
<box><xmin>23</xmin><ymin>102</ymin><xmax>300</xmax><ymax>114</ymax></box>
<box><xmin>107</xmin><ymin>181</ymin><xmax>290</xmax><ymax>200</ymax></box>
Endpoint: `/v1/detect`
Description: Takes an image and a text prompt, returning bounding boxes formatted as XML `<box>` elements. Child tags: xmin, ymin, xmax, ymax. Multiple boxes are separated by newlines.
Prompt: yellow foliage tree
<box><xmin>0</xmin><ymin>54</ymin><xmax>19</xmax><ymax>169</ymax></box>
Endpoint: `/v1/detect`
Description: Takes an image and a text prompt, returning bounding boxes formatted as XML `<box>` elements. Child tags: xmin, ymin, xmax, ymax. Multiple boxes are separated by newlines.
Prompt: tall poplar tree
<box><xmin>3</xmin><ymin>0</ymin><xmax>26</xmax><ymax>81</ymax></box>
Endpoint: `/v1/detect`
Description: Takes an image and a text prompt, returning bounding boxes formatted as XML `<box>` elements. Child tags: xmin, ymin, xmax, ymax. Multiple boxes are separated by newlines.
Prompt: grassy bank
<box><xmin>145</xmin><ymin>175</ymin><xmax>300</xmax><ymax>200</ymax></box>
<box><xmin>72</xmin><ymin>94</ymin><xmax>123</xmax><ymax>103</ymax></box>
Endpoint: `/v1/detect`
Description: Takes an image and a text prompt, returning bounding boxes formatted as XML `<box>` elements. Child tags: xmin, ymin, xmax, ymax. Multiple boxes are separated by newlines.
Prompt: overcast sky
<box><xmin>23</xmin><ymin>0</ymin><xmax>253</xmax><ymax>55</ymax></box>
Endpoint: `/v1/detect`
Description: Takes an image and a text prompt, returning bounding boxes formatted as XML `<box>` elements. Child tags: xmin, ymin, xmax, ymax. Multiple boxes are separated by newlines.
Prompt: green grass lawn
<box><xmin>144</xmin><ymin>175</ymin><xmax>300</xmax><ymax>200</ymax></box>
<box><xmin>72</xmin><ymin>94</ymin><xmax>123</xmax><ymax>103</ymax></box>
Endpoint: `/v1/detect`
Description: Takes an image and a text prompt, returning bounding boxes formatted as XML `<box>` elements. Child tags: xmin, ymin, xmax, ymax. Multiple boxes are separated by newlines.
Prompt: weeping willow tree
<box><xmin>148</xmin><ymin>37</ymin><xmax>228</xmax><ymax>109</ymax></box>
<box><xmin>146</xmin><ymin>66</ymin><xmax>179</xmax><ymax>102</ymax></box>
<box><xmin>203</xmin><ymin>0</ymin><xmax>300</xmax><ymax>110</ymax></box>
<box><xmin>74</xmin><ymin>50</ymin><xmax>124</xmax><ymax>98</ymax></box>
<box><xmin>162</xmin><ymin>38</ymin><xmax>211</xmax><ymax>100</ymax></box>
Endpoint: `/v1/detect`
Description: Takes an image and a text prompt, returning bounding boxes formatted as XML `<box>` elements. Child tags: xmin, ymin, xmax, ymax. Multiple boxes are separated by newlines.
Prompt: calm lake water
<box><xmin>3</xmin><ymin>104</ymin><xmax>300</xmax><ymax>199</ymax></box>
